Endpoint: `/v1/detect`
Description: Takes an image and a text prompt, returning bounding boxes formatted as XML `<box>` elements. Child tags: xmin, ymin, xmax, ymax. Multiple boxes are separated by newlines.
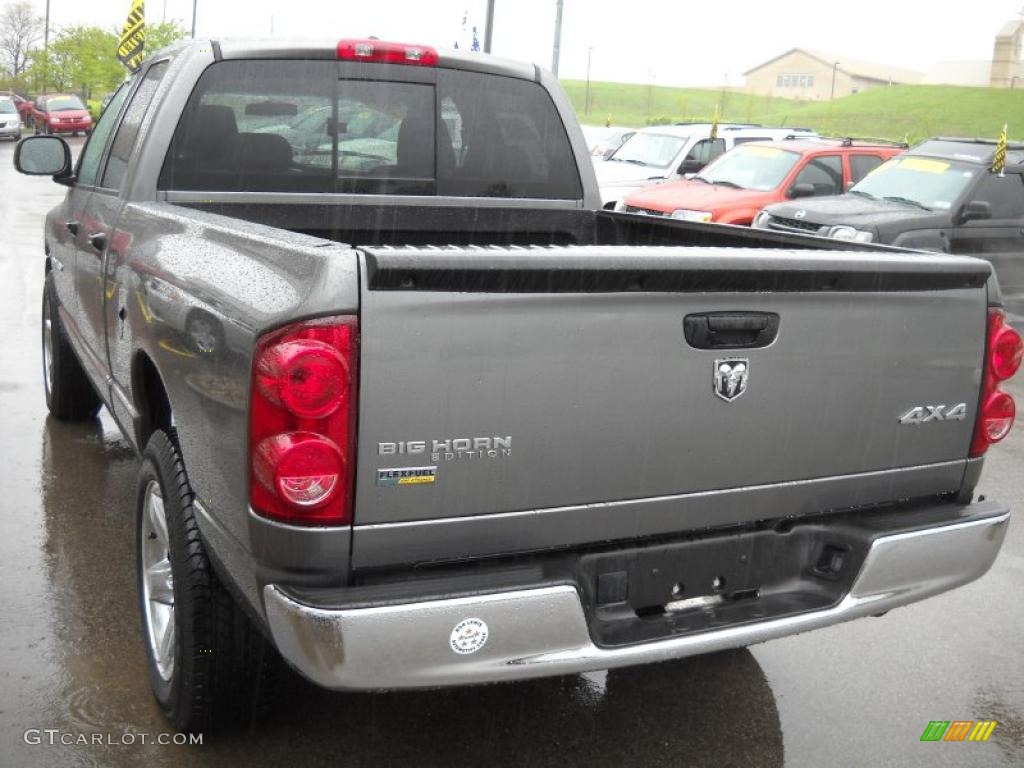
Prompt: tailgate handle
<box><xmin>683</xmin><ymin>312</ymin><xmax>780</xmax><ymax>349</ymax></box>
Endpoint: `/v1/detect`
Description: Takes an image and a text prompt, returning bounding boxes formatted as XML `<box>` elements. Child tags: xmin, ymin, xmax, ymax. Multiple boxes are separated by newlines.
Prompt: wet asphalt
<box><xmin>0</xmin><ymin>136</ymin><xmax>1022</xmax><ymax>768</ymax></box>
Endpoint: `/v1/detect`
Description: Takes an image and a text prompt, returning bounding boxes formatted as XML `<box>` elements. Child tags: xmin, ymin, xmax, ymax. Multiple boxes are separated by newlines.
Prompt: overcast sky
<box><xmin>19</xmin><ymin>0</ymin><xmax>1024</xmax><ymax>86</ymax></box>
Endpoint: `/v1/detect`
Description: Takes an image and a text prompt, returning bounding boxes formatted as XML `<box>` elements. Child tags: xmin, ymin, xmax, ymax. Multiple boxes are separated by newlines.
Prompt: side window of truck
<box><xmin>75</xmin><ymin>79</ymin><xmax>134</xmax><ymax>188</ymax></box>
<box><xmin>967</xmin><ymin>173</ymin><xmax>1024</xmax><ymax>220</ymax></box>
<box><xmin>102</xmin><ymin>61</ymin><xmax>169</xmax><ymax>190</ymax></box>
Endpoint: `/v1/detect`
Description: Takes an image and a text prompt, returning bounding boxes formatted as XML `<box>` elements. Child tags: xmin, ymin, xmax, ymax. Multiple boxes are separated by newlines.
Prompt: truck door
<box><xmin>61</xmin><ymin>80</ymin><xmax>133</xmax><ymax>378</ymax></box>
<box><xmin>90</xmin><ymin>62</ymin><xmax>169</xmax><ymax>381</ymax></box>
<box><xmin>950</xmin><ymin>171</ymin><xmax>1024</xmax><ymax>322</ymax></box>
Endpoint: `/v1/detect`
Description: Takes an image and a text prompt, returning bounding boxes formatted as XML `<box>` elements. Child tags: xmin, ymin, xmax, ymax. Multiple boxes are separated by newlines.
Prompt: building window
<box><xmin>776</xmin><ymin>74</ymin><xmax>814</xmax><ymax>89</ymax></box>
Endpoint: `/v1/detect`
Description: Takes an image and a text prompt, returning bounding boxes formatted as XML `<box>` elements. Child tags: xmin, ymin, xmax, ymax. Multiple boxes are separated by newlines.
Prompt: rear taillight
<box><xmin>250</xmin><ymin>317</ymin><xmax>358</xmax><ymax>525</ymax></box>
<box><xmin>336</xmin><ymin>39</ymin><xmax>439</xmax><ymax>67</ymax></box>
<box><xmin>970</xmin><ymin>309</ymin><xmax>1022</xmax><ymax>457</ymax></box>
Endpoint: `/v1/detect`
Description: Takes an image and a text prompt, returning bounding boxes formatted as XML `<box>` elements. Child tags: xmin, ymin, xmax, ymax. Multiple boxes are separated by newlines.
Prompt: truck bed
<box><xmin>160</xmin><ymin>201</ymin><xmax>991</xmax><ymax>571</ymax></box>
<box><xmin>176</xmin><ymin>201</ymin><xmax>910</xmax><ymax>252</ymax></box>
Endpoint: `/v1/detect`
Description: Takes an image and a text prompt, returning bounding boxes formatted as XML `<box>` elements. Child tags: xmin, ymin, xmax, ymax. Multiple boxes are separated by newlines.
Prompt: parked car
<box><xmin>0</xmin><ymin>95</ymin><xmax>22</xmax><ymax>141</ymax></box>
<box><xmin>0</xmin><ymin>90</ymin><xmax>34</xmax><ymax>124</ymax></box>
<box><xmin>619</xmin><ymin>138</ymin><xmax>906</xmax><ymax>224</ymax></box>
<box><xmin>28</xmin><ymin>94</ymin><xmax>92</xmax><ymax>136</ymax></box>
<box><xmin>596</xmin><ymin>123</ymin><xmax>817</xmax><ymax>208</ymax></box>
<box><xmin>582</xmin><ymin>124</ymin><xmax>635</xmax><ymax>159</ymax></box>
<box><xmin>754</xmin><ymin>137</ymin><xmax>1024</xmax><ymax>323</ymax></box>
<box><xmin>14</xmin><ymin>39</ymin><xmax>1019</xmax><ymax>735</ymax></box>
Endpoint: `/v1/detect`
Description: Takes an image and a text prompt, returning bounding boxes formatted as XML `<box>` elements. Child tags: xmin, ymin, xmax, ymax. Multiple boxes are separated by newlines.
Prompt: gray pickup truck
<box><xmin>14</xmin><ymin>38</ymin><xmax>1022</xmax><ymax>734</ymax></box>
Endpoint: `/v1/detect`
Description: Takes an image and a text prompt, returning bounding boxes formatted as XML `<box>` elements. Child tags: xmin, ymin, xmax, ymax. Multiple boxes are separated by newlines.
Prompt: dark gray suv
<box><xmin>755</xmin><ymin>138</ymin><xmax>1024</xmax><ymax>323</ymax></box>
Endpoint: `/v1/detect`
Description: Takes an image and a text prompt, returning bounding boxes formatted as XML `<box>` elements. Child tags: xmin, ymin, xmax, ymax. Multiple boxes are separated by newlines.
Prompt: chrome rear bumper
<box><xmin>263</xmin><ymin>503</ymin><xmax>1009</xmax><ymax>690</ymax></box>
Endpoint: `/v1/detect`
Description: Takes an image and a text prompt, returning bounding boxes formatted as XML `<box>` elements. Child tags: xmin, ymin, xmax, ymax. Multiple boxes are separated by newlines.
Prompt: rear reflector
<box><xmin>979</xmin><ymin>391</ymin><xmax>1015</xmax><ymax>444</ymax></box>
<box><xmin>254</xmin><ymin>432</ymin><xmax>343</xmax><ymax>510</ymax></box>
<box><xmin>337</xmin><ymin>39</ymin><xmax>439</xmax><ymax>67</ymax></box>
<box><xmin>970</xmin><ymin>309</ymin><xmax>1019</xmax><ymax>457</ymax></box>
<box><xmin>991</xmin><ymin>316</ymin><xmax>1023</xmax><ymax>381</ymax></box>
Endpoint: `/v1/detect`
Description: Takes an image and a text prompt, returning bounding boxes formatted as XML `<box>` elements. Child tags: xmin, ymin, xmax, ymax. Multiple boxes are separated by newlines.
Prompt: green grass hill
<box><xmin>561</xmin><ymin>80</ymin><xmax>1024</xmax><ymax>143</ymax></box>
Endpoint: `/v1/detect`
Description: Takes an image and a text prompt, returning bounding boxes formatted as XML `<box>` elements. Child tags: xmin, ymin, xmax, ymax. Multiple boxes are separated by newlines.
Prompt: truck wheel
<box><xmin>42</xmin><ymin>274</ymin><xmax>101</xmax><ymax>420</ymax></box>
<box><xmin>137</xmin><ymin>429</ymin><xmax>273</xmax><ymax>734</ymax></box>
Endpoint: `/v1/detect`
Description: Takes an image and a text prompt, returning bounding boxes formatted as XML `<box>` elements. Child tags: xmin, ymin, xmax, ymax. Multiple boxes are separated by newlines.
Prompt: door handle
<box><xmin>683</xmin><ymin>312</ymin><xmax>781</xmax><ymax>349</ymax></box>
<box><xmin>65</xmin><ymin>220</ymin><xmax>80</xmax><ymax>235</ymax></box>
<box><xmin>88</xmin><ymin>233</ymin><xmax>107</xmax><ymax>252</ymax></box>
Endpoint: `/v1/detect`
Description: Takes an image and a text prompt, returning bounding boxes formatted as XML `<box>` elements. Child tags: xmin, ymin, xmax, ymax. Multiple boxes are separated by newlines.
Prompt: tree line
<box><xmin>0</xmin><ymin>1</ymin><xmax>185</xmax><ymax>98</ymax></box>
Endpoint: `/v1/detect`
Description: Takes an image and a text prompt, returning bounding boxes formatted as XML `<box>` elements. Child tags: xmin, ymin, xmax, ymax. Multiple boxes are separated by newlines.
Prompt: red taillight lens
<box><xmin>257</xmin><ymin>340</ymin><xmax>348</xmax><ymax>419</ymax></box>
<box><xmin>250</xmin><ymin>318</ymin><xmax>358</xmax><ymax>525</ymax></box>
<box><xmin>970</xmin><ymin>309</ymin><xmax>1019</xmax><ymax>457</ymax></box>
<box><xmin>337</xmin><ymin>39</ymin><xmax>439</xmax><ymax>67</ymax></box>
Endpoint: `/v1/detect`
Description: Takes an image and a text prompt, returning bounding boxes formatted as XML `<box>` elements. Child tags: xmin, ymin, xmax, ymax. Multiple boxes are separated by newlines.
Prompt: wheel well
<box><xmin>132</xmin><ymin>352</ymin><xmax>172</xmax><ymax>450</ymax></box>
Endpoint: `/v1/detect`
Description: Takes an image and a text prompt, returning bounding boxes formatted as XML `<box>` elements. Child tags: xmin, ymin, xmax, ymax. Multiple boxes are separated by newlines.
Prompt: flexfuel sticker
<box><xmin>377</xmin><ymin>466</ymin><xmax>437</xmax><ymax>487</ymax></box>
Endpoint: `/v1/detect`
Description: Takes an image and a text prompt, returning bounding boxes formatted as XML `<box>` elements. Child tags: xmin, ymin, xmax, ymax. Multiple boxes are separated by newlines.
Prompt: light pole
<box><xmin>42</xmin><ymin>0</ymin><xmax>50</xmax><ymax>94</ymax></box>
<box><xmin>191</xmin><ymin>0</ymin><xmax>198</xmax><ymax>37</ymax></box>
<box><xmin>551</xmin><ymin>0</ymin><xmax>563</xmax><ymax>75</ymax></box>
<box><xmin>830</xmin><ymin>61</ymin><xmax>839</xmax><ymax>100</ymax></box>
<box><xmin>483</xmin><ymin>0</ymin><xmax>495</xmax><ymax>53</ymax></box>
<box><xmin>584</xmin><ymin>46</ymin><xmax>594</xmax><ymax>115</ymax></box>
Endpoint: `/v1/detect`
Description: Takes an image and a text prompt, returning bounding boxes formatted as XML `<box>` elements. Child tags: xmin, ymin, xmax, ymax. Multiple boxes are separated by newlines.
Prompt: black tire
<box><xmin>137</xmin><ymin>429</ymin><xmax>273</xmax><ymax>734</ymax></box>
<box><xmin>42</xmin><ymin>273</ymin><xmax>101</xmax><ymax>420</ymax></box>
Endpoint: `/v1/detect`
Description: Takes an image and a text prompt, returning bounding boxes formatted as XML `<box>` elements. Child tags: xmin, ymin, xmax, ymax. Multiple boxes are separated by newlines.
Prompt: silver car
<box><xmin>0</xmin><ymin>97</ymin><xmax>22</xmax><ymax>141</ymax></box>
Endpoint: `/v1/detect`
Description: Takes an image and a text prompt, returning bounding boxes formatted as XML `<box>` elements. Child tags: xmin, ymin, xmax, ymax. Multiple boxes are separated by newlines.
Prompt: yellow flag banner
<box><xmin>117</xmin><ymin>0</ymin><xmax>145</xmax><ymax>71</ymax></box>
<box><xmin>992</xmin><ymin>123</ymin><xmax>1008</xmax><ymax>176</ymax></box>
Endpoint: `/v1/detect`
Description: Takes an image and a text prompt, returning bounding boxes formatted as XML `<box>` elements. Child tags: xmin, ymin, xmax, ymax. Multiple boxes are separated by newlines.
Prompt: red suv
<box><xmin>619</xmin><ymin>139</ymin><xmax>906</xmax><ymax>225</ymax></box>
<box><xmin>29</xmin><ymin>94</ymin><xmax>92</xmax><ymax>136</ymax></box>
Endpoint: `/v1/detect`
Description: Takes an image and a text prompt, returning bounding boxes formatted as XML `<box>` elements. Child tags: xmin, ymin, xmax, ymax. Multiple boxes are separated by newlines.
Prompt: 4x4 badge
<box><xmin>714</xmin><ymin>358</ymin><xmax>749</xmax><ymax>402</ymax></box>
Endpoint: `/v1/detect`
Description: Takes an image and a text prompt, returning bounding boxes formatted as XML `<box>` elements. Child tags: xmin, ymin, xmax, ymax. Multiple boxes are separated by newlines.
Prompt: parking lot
<box><xmin>1</xmin><ymin>135</ymin><xmax>1023</xmax><ymax>768</ymax></box>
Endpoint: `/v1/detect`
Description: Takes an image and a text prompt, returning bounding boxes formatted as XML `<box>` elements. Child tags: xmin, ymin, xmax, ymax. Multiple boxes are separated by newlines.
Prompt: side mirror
<box><xmin>958</xmin><ymin>200</ymin><xmax>992</xmax><ymax>224</ymax></box>
<box><xmin>788</xmin><ymin>183</ymin><xmax>815</xmax><ymax>199</ymax></box>
<box><xmin>14</xmin><ymin>135</ymin><xmax>73</xmax><ymax>182</ymax></box>
<box><xmin>677</xmin><ymin>158</ymin><xmax>704</xmax><ymax>175</ymax></box>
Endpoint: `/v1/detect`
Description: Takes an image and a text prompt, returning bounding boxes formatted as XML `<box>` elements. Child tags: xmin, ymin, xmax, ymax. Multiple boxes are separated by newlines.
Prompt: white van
<box><xmin>595</xmin><ymin>123</ymin><xmax>816</xmax><ymax>208</ymax></box>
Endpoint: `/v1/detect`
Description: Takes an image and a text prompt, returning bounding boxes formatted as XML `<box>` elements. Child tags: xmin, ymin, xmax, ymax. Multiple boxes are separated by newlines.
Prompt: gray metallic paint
<box><xmin>351</xmin><ymin>460</ymin><xmax>969</xmax><ymax>568</ymax></box>
<box><xmin>355</xmin><ymin>264</ymin><xmax>986</xmax><ymax>528</ymax></box>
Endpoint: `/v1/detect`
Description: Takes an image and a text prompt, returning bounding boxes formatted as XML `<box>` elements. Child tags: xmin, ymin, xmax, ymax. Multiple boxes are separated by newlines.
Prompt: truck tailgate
<box><xmin>353</xmin><ymin>246</ymin><xmax>990</xmax><ymax>560</ymax></box>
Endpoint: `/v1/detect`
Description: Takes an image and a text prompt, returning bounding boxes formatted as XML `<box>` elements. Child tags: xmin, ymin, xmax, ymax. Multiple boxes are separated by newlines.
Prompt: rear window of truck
<box><xmin>158</xmin><ymin>59</ymin><xmax>582</xmax><ymax>200</ymax></box>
